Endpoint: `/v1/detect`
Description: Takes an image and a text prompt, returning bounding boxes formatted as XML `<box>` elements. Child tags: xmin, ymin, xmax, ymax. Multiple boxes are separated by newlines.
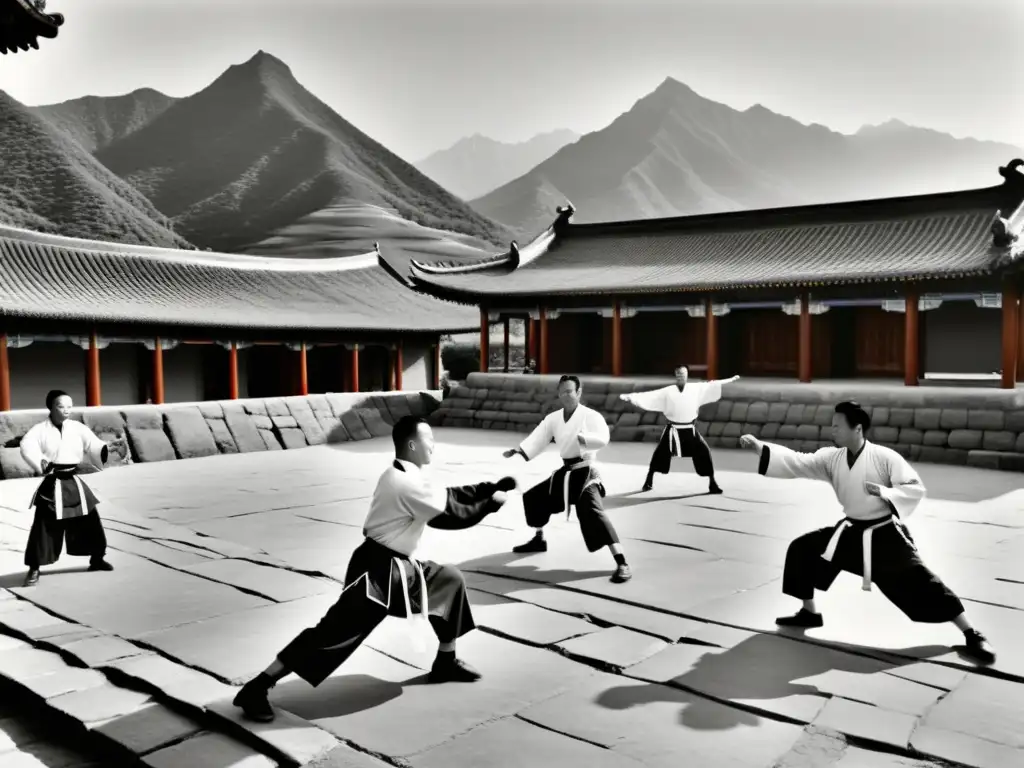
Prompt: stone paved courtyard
<box><xmin>1</xmin><ymin>428</ymin><xmax>1023</xmax><ymax>767</ymax></box>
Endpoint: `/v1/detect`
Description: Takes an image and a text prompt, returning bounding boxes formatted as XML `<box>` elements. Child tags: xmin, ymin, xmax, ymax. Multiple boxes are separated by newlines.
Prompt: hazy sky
<box><xmin>4</xmin><ymin>0</ymin><xmax>1021</xmax><ymax>162</ymax></box>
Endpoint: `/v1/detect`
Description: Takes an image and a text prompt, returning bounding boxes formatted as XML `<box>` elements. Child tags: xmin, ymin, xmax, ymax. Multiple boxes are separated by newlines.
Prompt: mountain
<box><xmin>32</xmin><ymin>88</ymin><xmax>178</xmax><ymax>153</ymax></box>
<box><xmin>415</xmin><ymin>129</ymin><xmax>580</xmax><ymax>201</ymax></box>
<box><xmin>92</xmin><ymin>51</ymin><xmax>511</xmax><ymax>253</ymax></box>
<box><xmin>470</xmin><ymin>77</ymin><xmax>1023</xmax><ymax>237</ymax></box>
<box><xmin>0</xmin><ymin>90</ymin><xmax>193</xmax><ymax>248</ymax></box>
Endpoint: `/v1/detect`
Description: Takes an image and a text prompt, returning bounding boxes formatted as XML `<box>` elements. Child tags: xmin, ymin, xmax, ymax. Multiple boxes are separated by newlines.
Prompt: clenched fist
<box><xmin>495</xmin><ymin>475</ymin><xmax>518</xmax><ymax>493</ymax></box>
<box><xmin>502</xmin><ymin>448</ymin><xmax>519</xmax><ymax>459</ymax></box>
<box><xmin>739</xmin><ymin>434</ymin><xmax>761</xmax><ymax>452</ymax></box>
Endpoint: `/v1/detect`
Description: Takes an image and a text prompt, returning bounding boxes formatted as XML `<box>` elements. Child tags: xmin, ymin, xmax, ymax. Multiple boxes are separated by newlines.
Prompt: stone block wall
<box><xmin>0</xmin><ymin>391</ymin><xmax>441</xmax><ymax>480</ymax></box>
<box><xmin>429</xmin><ymin>373</ymin><xmax>1024</xmax><ymax>473</ymax></box>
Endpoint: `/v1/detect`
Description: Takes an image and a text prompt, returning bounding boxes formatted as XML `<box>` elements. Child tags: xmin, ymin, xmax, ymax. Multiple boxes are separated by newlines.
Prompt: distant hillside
<box><xmin>32</xmin><ymin>88</ymin><xmax>178</xmax><ymax>153</ymax></box>
<box><xmin>415</xmin><ymin>129</ymin><xmax>580</xmax><ymax>201</ymax></box>
<box><xmin>0</xmin><ymin>90</ymin><xmax>194</xmax><ymax>247</ymax></box>
<box><xmin>470</xmin><ymin>77</ymin><xmax>1024</xmax><ymax>237</ymax></box>
<box><xmin>93</xmin><ymin>51</ymin><xmax>512</xmax><ymax>253</ymax></box>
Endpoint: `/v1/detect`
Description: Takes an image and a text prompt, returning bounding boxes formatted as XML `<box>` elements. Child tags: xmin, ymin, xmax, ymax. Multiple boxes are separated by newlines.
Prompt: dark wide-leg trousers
<box><xmin>25</xmin><ymin>477</ymin><xmax>108</xmax><ymax>569</ymax></box>
<box><xmin>648</xmin><ymin>427</ymin><xmax>715</xmax><ymax>477</ymax></box>
<box><xmin>278</xmin><ymin>540</ymin><xmax>475</xmax><ymax>687</ymax></box>
<box><xmin>522</xmin><ymin>466</ymin><xmax>619</xmax><ymax>552</ymax></box>
<box><xmin>781</xmin><ymin>519</ymin><xmax>965</xmax><ymax>623</ymax></box>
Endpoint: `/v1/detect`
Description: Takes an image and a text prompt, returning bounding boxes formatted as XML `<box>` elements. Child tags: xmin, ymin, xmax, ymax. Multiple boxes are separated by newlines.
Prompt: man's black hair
<box><xmin>834</xmin><ymin>400</ymin><xmax>871</xmax><ymax>433</ymax></box>
<box><xmin>558</xmin><ymin>374</ymin><xmax>581</xmax><ymax>392</ymax></box>
<box><xmin>392</xmin><ymin>415</ymin><xmax>426</xmax><ymax>453</ymax></box>
<box><xmin>45</xmin><ymin>390</ymin><xmax>69</xmax><ymax>410</ymax></box>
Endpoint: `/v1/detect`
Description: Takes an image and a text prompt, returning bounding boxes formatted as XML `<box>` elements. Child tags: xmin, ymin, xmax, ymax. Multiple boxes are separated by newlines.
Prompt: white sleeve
<box><xmin>699</xmin><ymin>381</ymin><xmax>724</xmax><ymax>406</ymax></box>
<box><xmin>623</xmin><ymin>387</ymin><xmax>668</xmax><ymax>412</ymax></box>
<box><xmin>579</xmin><ymin>409</ymin><xmax>610</xmax><ymax>450</ymax></box>
<box><xmin>759</xmin><ymin>442</ymin><xmax>836</xmax><ymax>483</ymax></box>
<box><xmin>878</xmin><ymin>450</ymin><xmax>927</xmax><ymax>519</ymax></box>
<box><xmin>19</xmin><ymin>424</ymin><xmax>45</xmax><ymax>475</ymax></box>
<box><xmin>518</xmin><ymin>414</ymin><xmax>554</xmax><ymax>460</ymax></box>
<box><xmin>79</xmin><ymin>424</ymin><xmax>109</xmax><ymax>467</ymax></box>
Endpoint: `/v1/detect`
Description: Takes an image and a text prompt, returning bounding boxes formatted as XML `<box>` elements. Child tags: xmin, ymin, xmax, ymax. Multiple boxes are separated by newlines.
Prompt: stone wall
<box><xmin>0</xmin><ymin>391</ymin><xmax>441</xmax><ymax>480</ymax></box>
<box><xmin>429</xmin><ymin>373</ymin><xmax>1024</xmax><ymax>473</ymax></box>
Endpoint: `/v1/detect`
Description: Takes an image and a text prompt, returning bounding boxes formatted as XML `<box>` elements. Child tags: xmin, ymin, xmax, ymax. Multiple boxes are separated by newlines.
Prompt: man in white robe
<box><xmin>621</xmin><ymin>366</ymin><xmax>739</xmax><ymax>494</ymax></box>
<box><xmin>234</xmin><ymin>415</ymin><xmax>516</xmax><ymax>723</ymax></box>
<box><xmin>739</xmin><ymin>400</ymin><xmax>995</xmax><ymax>665</ymax></box>
<box><xmin>503</xmin><ymin>375</ymin><xmax>631</xmax><ymax>583</ymax></box>
<box><xmin>19</xmin><ymin>390</ymin><xmax>114</xmax><ymax>586</ymax></box>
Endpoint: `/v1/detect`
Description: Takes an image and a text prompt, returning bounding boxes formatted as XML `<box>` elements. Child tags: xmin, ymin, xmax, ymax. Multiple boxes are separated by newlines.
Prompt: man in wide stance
<box><xmin>503</xmin><ymin>375</ymin><xmax>631</xmax><ymax>583</ymax></box>
<box><xmin>233</xmin><ymin>416</ymin><xmax>517</xmax><ymax>722</ymax></box>
<box><xmin>621</xmin><ymin>366</ymin><xmax>739</xmax><ymax>494</ymax></box>
<box><xmin>19</xmin><ymin>390</ymin><xmax>115</xmax><ymax>586</ymax></box>
<box><xmin>739</xmin><ymin>400</ymin><xmax>995</xmax><ymax>664</ymax></box>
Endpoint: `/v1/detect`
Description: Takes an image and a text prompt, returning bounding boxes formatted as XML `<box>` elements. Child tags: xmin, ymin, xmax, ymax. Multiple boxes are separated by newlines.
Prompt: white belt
<box><xmin>665</xmin><ymin>422</ymin><xmax>695</xmax><ymax>456</ymax></box>
<box><xmin>550</xmin><ymin>459</ymin><xmax>598</xmax><ymax>520</ymax></box>
<box><xmin>821</xmin><ymin>517</ymin><xmax>894</xmax><ymax>591</ymax></box>
<box><xmin>29</xmin><ymin>474</ymin><xmax>89</xmax><ymax>521</ymax></box>
<box><xmin>394</xmin><ymin>558</ymin><xmax>431</xmax><ymax>653</ymax></box>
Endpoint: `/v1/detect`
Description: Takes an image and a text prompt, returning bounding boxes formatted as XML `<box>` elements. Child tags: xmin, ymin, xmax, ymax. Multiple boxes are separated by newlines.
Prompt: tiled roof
<box><xmin>0</xmin><ymin>0</ymin><xmax>63</xmax><ymax>54</ymax></box>
<box><xmin>405</xmin><ymin>166</ymin><xmax>1024</xmax><ymax>299</ymax></box>
<box><xmin>0</xmin><ymin>225</ymin><xmax>479</xmax><ymax>332</ymax></box>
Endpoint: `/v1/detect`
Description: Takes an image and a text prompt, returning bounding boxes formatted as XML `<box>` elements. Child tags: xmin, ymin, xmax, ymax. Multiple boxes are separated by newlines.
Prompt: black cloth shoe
<box><xmin>708</xmin><ymin>482</ymin><xmax>723</xmax><ymax>495</ymax></box>
<box><xmin>513</xmin><ymin>536</ymin><xmax>547</xmax><ymax>554</ymax></box>
<box><xmin>776</xmin><ymin>608</ymin><xmax>824</xmax><ymax>628</ymax></box>
<box><xmin>963</xmin><ymin>629</ymin><xmax>996</xmax><ymax>665</ymax></box>
<box><xmin>611</xmin><ymin>563</ymin><xmax>633</xmax><ymax>583</ymax></box>
<box><xmin>642</xmin><ymin>477</ymin><xmax>653</xmax><ymax>492</ymax></box>
<box><xmin>429</xmin><ymin>655</ymin><xmax>481</xmax><ymax>683</ymax></box>
<box><xmin>88</xmin><ymin>559</ymin><xmax>114</xmax><ymax>572</ymax></box>
<box><xmin>233</xmin><ymin>678</ymin><xmax>275</xmax><ymax>722</ymax></box>
<box><xmin>23</xmin><ymin>569</ymin><xmax>39</xmax><ymax>587</ymax></box>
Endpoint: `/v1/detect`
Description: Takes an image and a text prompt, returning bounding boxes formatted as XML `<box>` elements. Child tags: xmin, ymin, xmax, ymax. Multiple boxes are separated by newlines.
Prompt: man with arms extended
<box><xmin>739</xmin><ymin>400</ymin><xmax>995</xmax><ymax>664</ymax></box>
<box><xmin>233</xmin><ymin>415</ymin><xmax>517</xmax><ymax>722</ymax></box>
<box><xmin>19</xmin><ymin>390</ymin><xmax>115</xmax><ymax>586</ymax></box>
<box><xmin>503</xmin><ymin>375</ymin><xmax>631</xmax><ymax>583</ymax></box>
<box><xmin>621</xmin><ymin>366</ymin><xmax>739</xmax><ymax>494</ymax></box>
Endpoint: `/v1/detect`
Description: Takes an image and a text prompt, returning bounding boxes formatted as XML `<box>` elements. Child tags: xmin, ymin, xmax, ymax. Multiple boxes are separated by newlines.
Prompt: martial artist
<box><xmin>233</xmin><ymin>415</ymin><xmax>517</xmax><ymax>723</ymax></box>
<box><xmin>620</xmin><ymin>366</ymin><xmax>739</xmax><ymax>494</ymax></box>
<box><xmin>503</xmin><ymin>375</ymin><xmax>631</xmax><ymax>583</ymax></box>
<box><xmin>19</xmin><ymin>390</ymin><xmax>114</xmax><ymax>587</ymax></box>
<box><xmin>739</xmin><ymin>400</ymin><xmax>996</xmax><ymax>664</ymax></box>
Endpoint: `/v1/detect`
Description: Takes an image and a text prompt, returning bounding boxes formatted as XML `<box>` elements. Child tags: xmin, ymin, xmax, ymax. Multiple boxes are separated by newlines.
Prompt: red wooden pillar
<box><xmin>394</xmin><ymin>341</ymin><xmax>404</xmax><ymax>390</ymax></box>
<box><xmin>705</xmin><ymin>297</ymin><xmax>718</xmax><ymax>380</ymax></box>
<box><xmin>1002</xmin><ymin>279</ymin><xmax>1019</xmax><ymax>389</ymax></box>
<box><xmin>0</xmin><ymin>332</ymin><xmax>10</xmax><ymax>412</ymax></box>
<box><xmin>479</xmin><ymin>308</ymin><xmax>490</xmax><ymax>373</ymax></box>
<box><xmin>904</xmin><ymin>286</ymin><xmax>920</xmax><ymax>386</ymax></box>
<box><xmin>525</xmin><ymin>318</ymin><xmax>535</xmax><ymax>366</ymax></box>
<box><xmin>434</xmin><ymin>342</ymin><xmax>442</xmax><ymax>388</ymax></box>
<box><xmin>502</xmin><ymin>318</ymin><xmax>510</xmax><ymax>372</ymax></box>
<box><xmin>298</xmin><ymin>342</ymin><xmax>309</xmax><ymax>395</ymax></box>
<box><xmin>797</xmin><ymin>292</ymin><xmax>812</xmax><ymax>383</ymax></box>
<box><xmin>228</xmin><ymin>342</ymin><xmax>239</xmax><ymax>399</ymax></box>
<box><xmin>152</xmin><ymin>336</ymin><xmax>165</xmax><ymax>404</ymax></box>
<box><xmin>85</xmin><ymin>331</ymin><xmax>101</xmax><ymax>407</ymax></box>
<box><xmin>611</xmin><ymin>300</ymin><xmax>623</xmax><ymax>376</ymax></box>
<box><xmin>1018</xmin><ymin>275</ymin><xmax>1024</xmax><ymax>381</ymax></box>
<box><xmin>349</xmin><ymin>344</ymin><xmax>360</xmax><ymax>393</ymax></box>
<box><xmin>538</xmin><ymin>307</ymin><xmax>549</xmax><ymax>374</ymax></box>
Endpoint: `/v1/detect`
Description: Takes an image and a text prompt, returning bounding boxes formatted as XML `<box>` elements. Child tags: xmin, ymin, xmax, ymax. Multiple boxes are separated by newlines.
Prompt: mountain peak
<box><xmin>235</xmin><ymin>50</ymin><xmax>293</xmax><ymax>79</ymax></box>
<box><xmin>856</xmin><ymin>118</ymin><xmax>915</xmax><ymax>136</ymax></box>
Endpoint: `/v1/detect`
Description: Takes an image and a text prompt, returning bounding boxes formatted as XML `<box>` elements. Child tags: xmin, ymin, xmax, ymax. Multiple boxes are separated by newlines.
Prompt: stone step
<box><xmin>0</xmin><ymin>591</ymin><xmax>340</xmax><ymax>767</ymax></box>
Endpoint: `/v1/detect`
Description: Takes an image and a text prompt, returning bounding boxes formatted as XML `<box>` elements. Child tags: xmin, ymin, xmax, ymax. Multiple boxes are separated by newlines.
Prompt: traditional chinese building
<box><xmin>396</xmin><ymin>159</ymin><xmax>1024</xmax><ymax>388</ymax></box>
<box><xmin>0</xmin><ymin>225</ymin><xmax>478</xmax><ymax>411</ymax></box>
<box><xmin>0</xmin><ymin>0</ymin><xmax>64</xmax><ymax>54</ymax></box>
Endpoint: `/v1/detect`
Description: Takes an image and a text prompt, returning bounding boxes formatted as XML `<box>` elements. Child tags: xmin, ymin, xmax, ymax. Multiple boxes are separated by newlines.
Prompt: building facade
<box><xmin>396</xmin><ymin>160</ymin><xmax>1024</xmax><ymax>388</ymax></box>
<box><xmin>0</xmin><ymin>225</ymin><xmax>478</xmax><ymax>411</ymax></box>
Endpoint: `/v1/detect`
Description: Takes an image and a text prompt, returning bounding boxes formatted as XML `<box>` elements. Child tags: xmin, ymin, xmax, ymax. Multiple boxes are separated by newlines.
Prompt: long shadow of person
<box><xmin>595</xmin><ymin>632</ymin><xmax>950</xmax><ymax>731</ymax></box>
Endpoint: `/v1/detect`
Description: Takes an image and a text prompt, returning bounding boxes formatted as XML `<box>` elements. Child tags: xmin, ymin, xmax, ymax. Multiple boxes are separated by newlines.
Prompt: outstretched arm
<box><xmin>740</xmin><ymin>435</ymin><xmax>834</xmax><ymax>483</ymax></box>
<box><xmin>428</xmin><ymin>476</ymin><xmax>517</xmax><ymax>530</ymax></box>
<box><xmin>504</xmin><ymin>415</ymin><xmax>553</xmax><ymax>461</ymax></box>
<box><xmin>619</xmin><ymin>387</ymin><xmax>668</xmax><ymax>413</ymax></box>
<box><xmin>79</xmin><ymin>423</ymin><xmax>109</xmax><ymax>467</ymax></box>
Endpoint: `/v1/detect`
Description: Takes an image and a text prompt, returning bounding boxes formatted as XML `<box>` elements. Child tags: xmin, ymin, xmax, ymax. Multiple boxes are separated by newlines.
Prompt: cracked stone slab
<box><xmin>518</xmin><ymin>671</ymin><xmax>806</xmax><ymax>767</ymax></box>
<box><xmin>832</xmin><ymin>746</ymin><xmax>946</xmax><ymax>767</ymax></box>
<box><xmin>20</xmin><ymin>667</ymin><xmax>109</xmax><ymax>700</ymax></box>
<box><xmin>882</xmin><ymin>662</ymin><xmax>968</xmax><ymax>691</ymax></box>
<box><xmin>207</xmin><ymin>699</ymin><xmax>340</xmax><ymax>765</ymax></box>
<box><xmin>0</xmin><ymin>647</ymin><xmax>76</xmax><ymax>682</ymax></box>
<box><xmin>556</xmin><ymin>625</ymin><xmax>669</xmax><ymax>669</ymax></box>
<box><xmin>306</xmin><ymin>744</ymin><xmax>395</xmax><ymax>768</ymax></box>
<box><xmin>0</xmin><ymin>633</ymin><xmax>32</xmax><ymax>653</ymax></box>
<box><xmin>182</xmin><ymin>558</ymin><xmax>337</xmax><ymax>603</ymax></box>
<box><xmin>104</xmin><ymin>653</ymin><xmax>238</xmax><ymax>710</ymax></box>
<box><xmin>142</xmin><ymin>731</ymin><xmax>276</xmax><ymax>768</ymax></box>
<box><xmin>92</xmin><ymin>701</ymin><xmax>203</xmax><ymax>756</ymax></box>
<box><xmin>9</xmin><ymin>559</ymin><xmax>272</xmax><ymax>638</ymax></box>
<box><xmin>60</xmin><ymin>635</ymin><xmax>150</xmax><ymax>667</ymax></box>
<box><xmin>39</xmin><ymin>629</ymin><xmax>105</xmax><ymax>649</ymax></box>
<box><xmin>1</xmin><ymin>739</ymin><xmax>103</xmax><ymax>768</ymax></box>
<box><xmin>772</xmin><ymin>726</ymin><xmax>848</xmax><ymax>768</ymax></box>
<box><xmin>272</xmin><ymin>633</ymin><xmax>599</xmax><ymax>759</ymax></box>
<box><xmin>910</xmin><ymin>725</ymin><xmax>1023</xmax><ymax>768</ymax></box>
<box><xmin>811</xmin><ymin>697</ymin><xmax>917</xmax><ymax>749</ymax></box>
<box><xmin>48</xmin><ymin>683</ymin><xmax>152</xmax><ymax>725</ymax></box>
<box><xmin>0</xmin><ymin>715</ymin><xmax>41</xmax><ymax>751</ymax></box>
<box><xmin>466</xmin><ymin>589</ymin><xmax>601</xmax><ymax>646</ymax></box>
<box><xmin>104</xmin><ymin>530</ymin><xmax>213</xmax><ymax>568</ymax></box>
<box><xmin>918</xmin><ymin>673</ymin><xmax>1024</xmax><ymax>749</ymax></box>
<box><xmin>0</xmin><ymin>605</ymin><xmax>62</xmax><ymax>634</ymax></box>
<box><xmin>20</xmin><ymin>620</ymin><xmax>93</xmax><ymax>642</ymax></box>
<box><xmin>799</xmin><ymin>668</ymin><xmax>943</xmax><ymax>716</ymax></box>
<box><xmin>411</xmin><ymin>715</ymin><xmax>644</xmax><ymax>768</ymax></box>
<box><xmin>625</xmin><ymin>636</ymin><xmax>830</xmax><ymax>724</ymax></box>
